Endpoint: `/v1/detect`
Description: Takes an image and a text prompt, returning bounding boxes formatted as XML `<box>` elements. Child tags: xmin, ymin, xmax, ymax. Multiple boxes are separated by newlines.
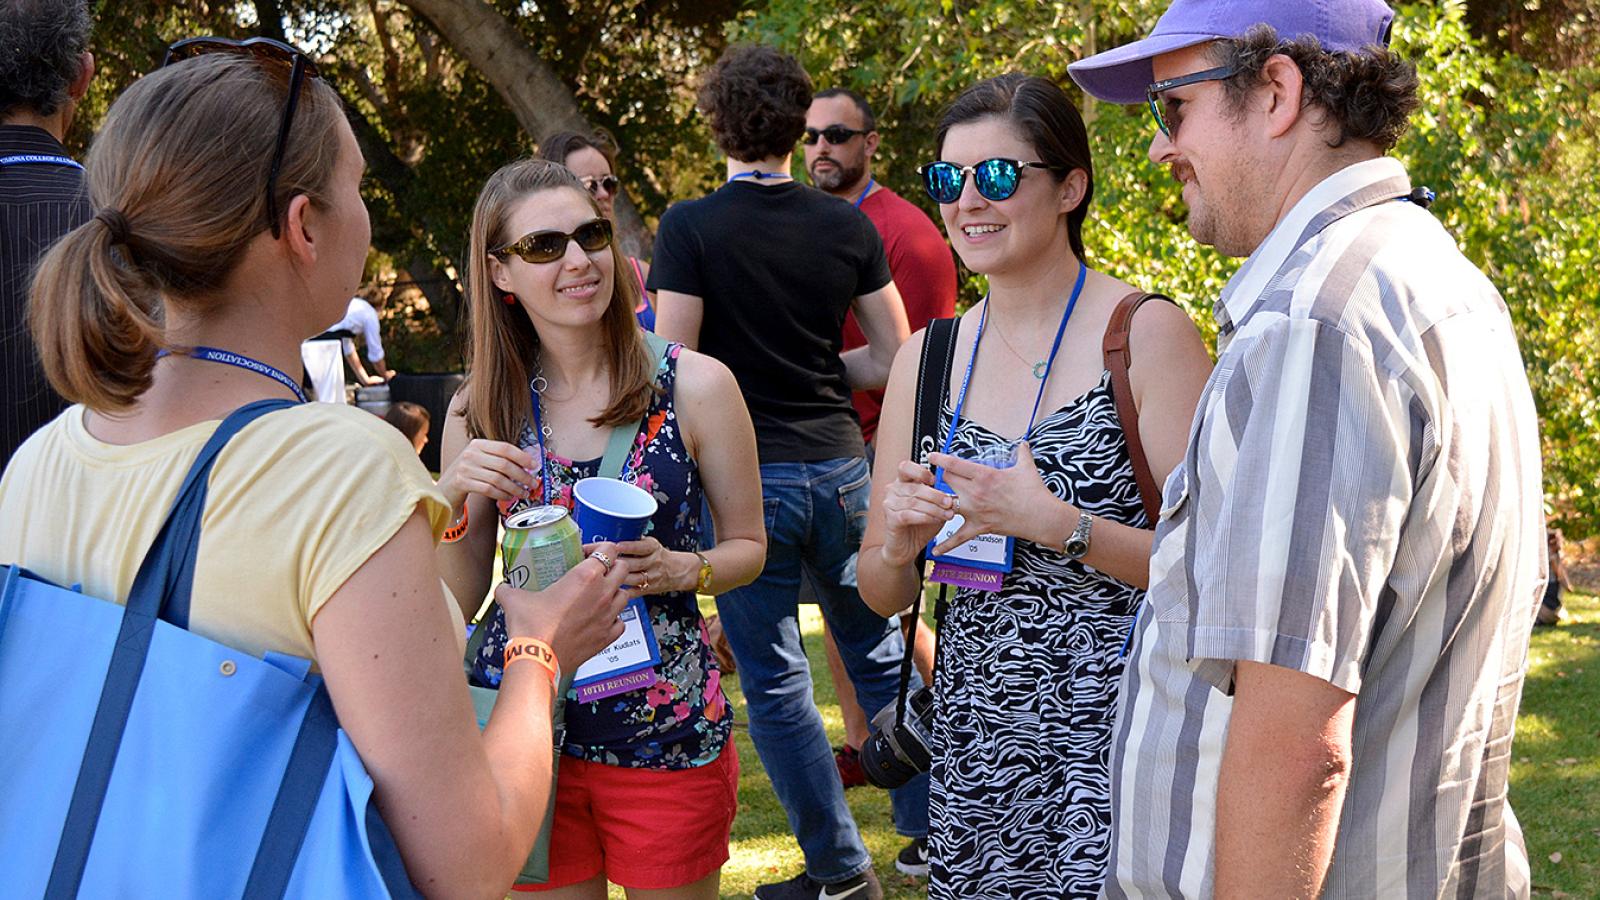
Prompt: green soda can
<box><xmin>501</xmin><ymin>505</ymin><xmax>583</xmax><ymax>592</ymax></box>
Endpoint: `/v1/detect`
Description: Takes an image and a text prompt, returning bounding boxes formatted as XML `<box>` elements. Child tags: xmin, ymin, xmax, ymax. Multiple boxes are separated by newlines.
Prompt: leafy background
<box><xmin>67</xmin><ymin>0</ymin><xmax>1599</xmax><ymax>537</ymax></box>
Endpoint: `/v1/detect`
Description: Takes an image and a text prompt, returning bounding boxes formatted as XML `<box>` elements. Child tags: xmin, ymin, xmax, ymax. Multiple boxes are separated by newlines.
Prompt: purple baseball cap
<box><xmin>1068</xmin><ymin>0</ymin><xmax>1396</xmax><ymax>105</ymax></box>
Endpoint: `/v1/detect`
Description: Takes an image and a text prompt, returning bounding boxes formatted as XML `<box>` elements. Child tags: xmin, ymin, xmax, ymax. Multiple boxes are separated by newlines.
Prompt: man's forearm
<box><xmin>841</xmin><ymin>344</ymin><xmax>891</xmax><ymax>391</ymax></box>
<box><xmin>1215</xmin><ymin>660</ymin><xmax>1356</xmax><ymax>897</ymax></box>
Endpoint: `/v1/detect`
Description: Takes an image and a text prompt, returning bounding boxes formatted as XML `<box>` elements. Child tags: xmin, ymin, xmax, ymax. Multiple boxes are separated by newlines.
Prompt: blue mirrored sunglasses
<box><xmin>917</xmin><ymin>158</ymin><xmax>1058</xmax><ymax>204</ymax></box>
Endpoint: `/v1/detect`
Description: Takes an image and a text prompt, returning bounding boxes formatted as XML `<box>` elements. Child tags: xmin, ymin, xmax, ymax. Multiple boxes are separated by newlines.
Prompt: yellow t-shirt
<box><xmin>0</xmin><ymin>403</ymin><xmax>450</xmax><ymax>663</ymax></box>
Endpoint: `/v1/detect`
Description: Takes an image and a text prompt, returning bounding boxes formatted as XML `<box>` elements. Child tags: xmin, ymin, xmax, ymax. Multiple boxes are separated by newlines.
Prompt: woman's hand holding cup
<box><xmin>610</xmin><ymin>537</ymin><xmax>691</xmax><ymax>597</ymax></box>
<box><xmin>926</xmin><ymin>440</ymin><xmax>1051</xmax><ymax>555</ymax></box>
<box><xmin>879</xmin><ymin>460</ymin><xmax>958</xmax><ymax>567</ymax></box>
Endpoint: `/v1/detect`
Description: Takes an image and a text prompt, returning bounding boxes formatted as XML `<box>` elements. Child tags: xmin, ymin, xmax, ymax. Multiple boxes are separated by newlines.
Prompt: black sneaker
<box><xmin>894</xmin><ymin>836</ymin><xmax>929</xmax><ymax>877</ymax></box>
<box><xmin>753</xmin><ymin>867</ymin><xmax>883</xmax><ymax>900</ymax></box>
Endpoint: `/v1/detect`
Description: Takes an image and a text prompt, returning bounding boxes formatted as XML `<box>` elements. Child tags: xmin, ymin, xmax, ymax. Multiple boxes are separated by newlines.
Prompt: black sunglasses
<box><xmin>162</xmin><ymin>36</ymin><xmax>320</xmax><ymax>240</ymax></box>
<box><xmin>581</xmin><ymin>174</ymin><xmax>620</xmax><ymax>196</ymax></box>
<box><xmin>917</xmin><ymin>158</ymin><xmax>1057</xmax><ymax>204</ymax></box>
<box><xmin>1146</xmin><ymin>64</ymin><xmax>1238</xmax><ymax>138</ymax></box>
<box><xmin>491</xmin><ymin>219</ymin><xmax>613</xmax><ymax>264</ymax></box>
<box><xmin>802</xmin><ymin>126</ymin><xmax>868</xmax><ymax>146</ymax></box>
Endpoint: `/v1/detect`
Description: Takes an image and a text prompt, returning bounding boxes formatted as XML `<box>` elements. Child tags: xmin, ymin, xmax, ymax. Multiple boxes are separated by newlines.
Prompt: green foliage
<box><xmin>1393</xmin><ymin>1</ymin><xmax>1600</xmax><ymax>538</ymax></box>
<box><xmin>736</xmin><ymin>0</ymin><xmax>1600</xmax><ymax>538</ymax></box>
<box><xmin>69</xmin><ymin>1</ymin><xmax>1598</xmax><ymax>533</ymax></box>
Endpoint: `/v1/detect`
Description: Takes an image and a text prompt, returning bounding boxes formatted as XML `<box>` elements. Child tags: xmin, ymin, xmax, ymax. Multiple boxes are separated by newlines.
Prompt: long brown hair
<box><xmin>461</xmin><ymin>159</ymin><xmax>654</xmax><ymax>443</ymax></box>
<box><xmin>27</xmin><ymin>53</ymin><xmax>344</xmax><ymax>411</ymax></box>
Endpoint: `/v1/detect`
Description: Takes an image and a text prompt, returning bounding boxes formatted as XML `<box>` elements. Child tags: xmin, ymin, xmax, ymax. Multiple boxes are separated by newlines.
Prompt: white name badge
<box><xmin>927</xmin><ymin>514</ymin><xmax>1014</xmax><ymax>572</ymax></box>
<box><xmin>571</xmin><ymin>597</ymin><xmax>661</xmax><ymax>702</ymax></box>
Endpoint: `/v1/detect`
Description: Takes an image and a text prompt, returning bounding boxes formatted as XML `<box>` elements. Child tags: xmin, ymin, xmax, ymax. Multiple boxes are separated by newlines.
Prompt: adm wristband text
<box><xmin>441</xmin><ymin>503</ymin><xmax>469</xmax><ymax>544</ymax></box>
<box><xmin>503</xmin><ymin>637</ymin><xmax>560</xmax><ymax>685</ymax></box>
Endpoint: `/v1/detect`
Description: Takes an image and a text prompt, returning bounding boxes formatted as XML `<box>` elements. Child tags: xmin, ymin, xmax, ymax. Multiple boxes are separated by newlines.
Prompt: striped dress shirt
<box><xmin>1</xmin><ymin>125</ymin><xmax>90</xmax><ymax>468</ymax></box>
<box><xmin>1104</xmin><ymin>157</ymin><xmax>1545</xmax><ymax>899</ymax></box>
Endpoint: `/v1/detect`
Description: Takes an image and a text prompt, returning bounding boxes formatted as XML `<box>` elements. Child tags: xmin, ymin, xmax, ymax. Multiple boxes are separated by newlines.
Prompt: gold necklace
<box><xmin>988</xmin><ymin>312</ymin><xmax>1048</xmax><ymax>379</ymax></box>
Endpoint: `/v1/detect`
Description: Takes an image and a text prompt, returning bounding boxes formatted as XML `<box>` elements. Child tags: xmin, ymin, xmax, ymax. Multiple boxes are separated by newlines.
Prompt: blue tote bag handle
<box><xmin>42</xmin><ymin>399</ymin><xmax>371</xmax><ymax>900</ymax></box>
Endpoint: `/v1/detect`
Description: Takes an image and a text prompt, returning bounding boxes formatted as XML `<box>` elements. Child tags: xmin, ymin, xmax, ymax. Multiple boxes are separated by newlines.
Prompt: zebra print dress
<box><xmin>929</xmin><ymin>369</ymin><xmax>1148</xmax><ymax>899</ymax></box>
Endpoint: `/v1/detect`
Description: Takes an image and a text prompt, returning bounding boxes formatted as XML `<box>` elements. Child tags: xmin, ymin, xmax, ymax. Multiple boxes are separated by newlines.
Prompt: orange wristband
<box><xmin>503</xmin><ymin>637</ymin><xmax>560</xmax><ymax>684</ymax></box>
<box><xmin>441</xmin><ymin>503</ymin><xmax>469</xmax><ymax>543</ymax></box>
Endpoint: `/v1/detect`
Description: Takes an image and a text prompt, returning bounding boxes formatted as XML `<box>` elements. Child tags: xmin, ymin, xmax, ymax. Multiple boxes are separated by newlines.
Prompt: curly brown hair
<box><xmin>1210</xmin><ymin>24</ymin><xmax>1419</xmax><ymax>151</ymax></box>
<box><xmin>696</xmin><ymin>44</ymin><xmax>812</xmax><ymax>163</ymax></box>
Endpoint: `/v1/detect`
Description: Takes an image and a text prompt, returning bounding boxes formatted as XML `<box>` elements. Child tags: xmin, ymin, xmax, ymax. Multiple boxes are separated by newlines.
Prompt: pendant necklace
<box><xmin>989</xmin><ymin>311</ymin><xmax>1048</xmax><ymax>380</ymax></box>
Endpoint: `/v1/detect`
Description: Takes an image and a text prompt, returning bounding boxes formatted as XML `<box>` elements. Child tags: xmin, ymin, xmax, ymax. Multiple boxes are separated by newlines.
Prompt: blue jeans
<box><xmin>714</xmin><ymin>456</ymin><xmax>930</xmax><ymax>883</ymax></box>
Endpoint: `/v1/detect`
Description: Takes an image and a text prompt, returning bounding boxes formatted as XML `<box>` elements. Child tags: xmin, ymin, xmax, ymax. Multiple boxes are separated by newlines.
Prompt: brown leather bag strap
<box><xmin>1103</xmin><ymin>291</ymin><xmax>1172</xmax><ymax>525</ymax></box>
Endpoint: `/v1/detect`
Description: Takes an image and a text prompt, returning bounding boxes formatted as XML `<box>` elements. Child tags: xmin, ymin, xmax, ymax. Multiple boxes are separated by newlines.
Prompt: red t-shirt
<box><xmin>844</xmin><ymin>186</ymin><xmax>959</xmax><ymax>444</ymax></box>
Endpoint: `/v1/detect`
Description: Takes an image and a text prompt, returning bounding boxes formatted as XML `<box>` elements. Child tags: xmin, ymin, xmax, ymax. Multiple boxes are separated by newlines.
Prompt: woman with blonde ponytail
<box><xmin>0</xmin><ymin>42</ymin><xmax>628</xmax><ymax>897</ymax></box>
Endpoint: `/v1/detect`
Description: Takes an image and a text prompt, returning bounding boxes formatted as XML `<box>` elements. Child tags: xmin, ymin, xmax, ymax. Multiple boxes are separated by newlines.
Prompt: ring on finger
<box><xmin>952</xmin><ymin>495</ymin><xmax>961</xmax><ymax>514</ymax></box>
<box><xmin>589</xmin><ymin>550</ymin><xmax>614</xmax><ymax>573</ymax></box>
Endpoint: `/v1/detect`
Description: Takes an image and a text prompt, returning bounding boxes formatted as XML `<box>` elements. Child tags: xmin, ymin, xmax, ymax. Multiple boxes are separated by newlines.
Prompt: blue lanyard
<box><xmin>528</xmin><ymin>382</ymin><xmax>635</xmax><ymax>506</ymax></box>
<box><xmin>162</xmin><ymin>346</ymin><xmax>308</xmax><ymax>402</ymax></box>
<box><xmin>725</xmin><ymin>170</ymin><xmax>790</xmax><ymax>184</ymax></box>
<box><xmin>939</xmin><ymin>262</ymin><xmax>1089</xmax><ymax>457</ymax></box>
<box><xmin>0</xmin><ymin>154</ymin><xmax>83</xmax><ymax>170</ymax></box>
<box><xmin>853</xmin><ymin>177</ymin><xmax>876</xmax><ymax>208</ymax></box>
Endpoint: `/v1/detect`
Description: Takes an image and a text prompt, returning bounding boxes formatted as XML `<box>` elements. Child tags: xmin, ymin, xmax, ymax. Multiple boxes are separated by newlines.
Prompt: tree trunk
<box><xmin>398</xmin><ymin>0</ymin><xmax>652</xmax><ymax>259</ymax></box>
<box><xmin>404</xmin><ymin>256</ymin><xmax>464</xmax><ymax>370</ymax></box>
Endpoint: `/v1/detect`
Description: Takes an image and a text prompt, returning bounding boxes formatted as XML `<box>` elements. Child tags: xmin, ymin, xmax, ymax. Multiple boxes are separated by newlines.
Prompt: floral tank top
<box><xmin>469</xmin><ymin>343</ymin><xmax>731</xmax><ymax>769</ymax></box>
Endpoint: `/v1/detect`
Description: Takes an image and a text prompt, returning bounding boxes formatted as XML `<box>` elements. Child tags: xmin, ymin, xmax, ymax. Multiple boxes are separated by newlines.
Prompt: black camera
<box><xmin>859</xmin><ymin>685</ymin><xmax>935</xmax><ymax>789</ymax></box>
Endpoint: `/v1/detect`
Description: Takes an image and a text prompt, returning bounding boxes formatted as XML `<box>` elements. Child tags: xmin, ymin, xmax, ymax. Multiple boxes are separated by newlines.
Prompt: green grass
<box><xmin>587</xmin><ymin>591</ymin><xmax>1600</xmax><ymax>898</ymax></box>
<box><xmin>694</xmin><ymin>602</ymin><xmax>925</xmax><ymax>900</ymax></box>
<box><xmin>1517</xmin><ymin>588</ymin><xmax>1600</xmax><ymax>898</ymax></box>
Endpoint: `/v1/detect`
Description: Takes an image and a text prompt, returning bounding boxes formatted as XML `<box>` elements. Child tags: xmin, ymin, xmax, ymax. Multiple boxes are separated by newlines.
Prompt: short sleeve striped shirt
<box><xmin>1104</xmin><ymin>158</ymin><xmax>1545</xmax><ymax>899</ymax></box>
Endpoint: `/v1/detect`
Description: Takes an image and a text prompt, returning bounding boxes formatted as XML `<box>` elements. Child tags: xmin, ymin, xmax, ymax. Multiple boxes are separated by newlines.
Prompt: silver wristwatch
<box><xmin>1062</xmin><ymin>511</ymin><xmax>1093</xmax><ymax>560</ymax></box>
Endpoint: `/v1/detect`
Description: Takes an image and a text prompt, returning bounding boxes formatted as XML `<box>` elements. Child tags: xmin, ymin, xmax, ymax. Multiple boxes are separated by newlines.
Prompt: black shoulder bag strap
<box><xmin>892</xmin><ymin>318</ymin><xmax>960</xmax><ymax>722</ymax></box>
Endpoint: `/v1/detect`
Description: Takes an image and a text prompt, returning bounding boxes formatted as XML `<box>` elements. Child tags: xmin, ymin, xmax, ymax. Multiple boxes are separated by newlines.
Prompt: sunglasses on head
<box><xmin>581</xmin><ymin>174</ymin><xmax>620</xmax><ymax>196</ymax></box>
<box><xmin>917</xmin><ymin>158</ymin><xmax>1058</xmax><ymax>204</ymax></box>
<box><xmin>161</xmin><ymin>36</ymin><xmax>321</xmax><ymax>240</ymax></box>
<box><xmin>801</xmin><ymin>125</ymin><xmax>868</xmax><ymax>146</ymax></box>
<box><xmin>1146</xmin><ymin>64</ymin><xmax>1238</xmax><ymax>138</ymax></box>
<box><xmin>491</xmin><ymin>218</ymin><xmax>613</xmax><ymax>264</ymax></box>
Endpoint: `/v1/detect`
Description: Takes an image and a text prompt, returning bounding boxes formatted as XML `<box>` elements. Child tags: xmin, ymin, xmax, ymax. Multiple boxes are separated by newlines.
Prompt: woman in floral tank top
<box><xmin>436</xmin><ymin>160</ymin><xmax>766</xmax><ymax>898</ymax></box>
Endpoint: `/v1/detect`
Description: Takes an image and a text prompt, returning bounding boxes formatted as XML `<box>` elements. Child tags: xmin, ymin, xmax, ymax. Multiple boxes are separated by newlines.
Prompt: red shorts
<box><xmin>514</xmin><ymin>741</ymin><xmax>739</xmax><ymax>891</ymax></box>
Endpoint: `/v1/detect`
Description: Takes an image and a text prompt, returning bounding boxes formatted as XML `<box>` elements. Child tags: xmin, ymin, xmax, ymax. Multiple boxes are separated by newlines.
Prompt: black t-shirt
<box><xmin>648</xmin><ymin>180</ymin><xmax>892</xmax><ymax>463</ymax></box>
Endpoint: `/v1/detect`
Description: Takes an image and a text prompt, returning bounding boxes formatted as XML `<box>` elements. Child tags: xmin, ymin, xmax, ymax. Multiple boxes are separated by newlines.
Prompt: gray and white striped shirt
<box><xmin>1104</xmin><ymin>158</ymin><xmax>1544</xmax><ymax>899</ymax></box>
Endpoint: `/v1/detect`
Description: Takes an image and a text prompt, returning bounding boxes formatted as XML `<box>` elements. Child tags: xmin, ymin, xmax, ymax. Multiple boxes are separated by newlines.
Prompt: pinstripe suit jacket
<box><xmin>1</xmin><ymin>125</ymin><xmax>90</xmax><ymax>467</ymax></box>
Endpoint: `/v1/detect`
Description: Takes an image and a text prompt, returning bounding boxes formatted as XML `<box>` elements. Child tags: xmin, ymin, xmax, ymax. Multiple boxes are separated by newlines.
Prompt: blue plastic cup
<box><xmin>934</xmin><ymin>440</ymin><xmax>1017</xmax><ymax>488</ymax></box>
<box><xmin>968</xmin><ymin>440</ymin><xmax>1018</xmax><ymax>469</ymax></box>
<box><xmin>572</xmin><ymin>477</ymin><xmax>658</xmax><ymax>543</ymax></box>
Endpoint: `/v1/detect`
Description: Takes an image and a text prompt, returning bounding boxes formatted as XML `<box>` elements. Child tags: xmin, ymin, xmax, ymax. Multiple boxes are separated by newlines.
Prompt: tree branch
<box><xmin>396</xmin><ymin>0</ymin><xmax>651</xmax><ymax>257</ymax></box>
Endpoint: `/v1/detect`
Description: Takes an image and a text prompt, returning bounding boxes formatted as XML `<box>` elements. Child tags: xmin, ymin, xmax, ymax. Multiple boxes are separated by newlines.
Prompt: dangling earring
<box><xmin>503</xmin><ymin>292</ymin><xmax>517</xmax><ymax>305</ymax></box>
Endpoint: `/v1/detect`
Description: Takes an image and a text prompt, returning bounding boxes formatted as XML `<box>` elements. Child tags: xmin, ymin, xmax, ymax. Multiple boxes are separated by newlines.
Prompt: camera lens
<box><xmin>860</xmin><ymin>727</ymin><xmax>922</xmax><ymax>789</ymax></box>
<box><xmin>859</xmin><ymin>687</ymin><xmax>935</xmax><ymax>790</ymax></box>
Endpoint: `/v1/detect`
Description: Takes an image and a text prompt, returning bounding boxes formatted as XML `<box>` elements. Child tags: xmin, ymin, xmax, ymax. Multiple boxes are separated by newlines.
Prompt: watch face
<box><xmin>1064</xmin><ymin>538</ymin><xmax>1089</xmax><ymax>559</ymax></box>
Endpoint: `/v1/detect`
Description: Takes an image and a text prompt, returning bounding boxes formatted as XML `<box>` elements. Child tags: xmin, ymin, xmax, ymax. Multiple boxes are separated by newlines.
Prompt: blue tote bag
<box><xmin>0</xmin><ymin>400</ymin><xmax>421</xmax><ymax>899</ymax></box>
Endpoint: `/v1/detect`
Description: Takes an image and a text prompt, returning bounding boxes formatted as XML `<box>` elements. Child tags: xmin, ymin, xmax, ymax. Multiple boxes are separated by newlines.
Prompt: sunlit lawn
<box><xmin>583</xmin><ymin>591</ymin><xmax>1600</xmax><ymax>898</ymax></box>
<box><xmin>1516</xmin><ymin>588</ymin><xmax>1600</xmax><ymax>897</ymax></box>
<box><xmin>685</xmin><ymin>601</ymin><xmax>926</xmax><ymax>900</ymax></box>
